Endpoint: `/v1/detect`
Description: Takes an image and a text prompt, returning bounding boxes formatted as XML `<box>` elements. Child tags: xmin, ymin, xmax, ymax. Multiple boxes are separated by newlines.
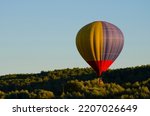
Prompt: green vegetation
<box><xmin>0</xmin><ymin>65</ymin><xmax>150</xmax><ymax>99</ymax></box>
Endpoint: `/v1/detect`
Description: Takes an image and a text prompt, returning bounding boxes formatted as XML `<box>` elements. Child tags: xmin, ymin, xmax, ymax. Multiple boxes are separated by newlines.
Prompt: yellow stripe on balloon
<box><xmin>76</xmin><ymin>21</ymin><xmax>104</xmax><ymax>61</ymax></box>
<box><xmin>93</xmin><ymin>22</ymin><xmax>103</xmax><ymax>61</ymax></box>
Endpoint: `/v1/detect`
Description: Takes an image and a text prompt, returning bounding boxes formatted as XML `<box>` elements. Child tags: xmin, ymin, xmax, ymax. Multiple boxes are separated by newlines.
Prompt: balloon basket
<box><xmin>98</xmin><ymin>78</ymin><xmax>104</xmax><ymax>86</ymax></box>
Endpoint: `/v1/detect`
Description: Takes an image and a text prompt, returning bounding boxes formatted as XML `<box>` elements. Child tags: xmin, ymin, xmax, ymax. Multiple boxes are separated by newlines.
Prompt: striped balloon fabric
<box><xmin>76</xmin><ymin>21</ymin><xmax>124</xmax><ymax>76</ymax></box>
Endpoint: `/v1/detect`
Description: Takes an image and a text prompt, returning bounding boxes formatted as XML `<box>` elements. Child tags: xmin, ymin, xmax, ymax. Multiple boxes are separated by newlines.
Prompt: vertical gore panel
<box><xmin>92</xmin><ymin>22</ymin><xmax>103</xmax><ymax>61</ymax></box>
<box><xmin>102</xmin><ymin>21</ymin><xmax>124</xmax><ymax>61</ymax></box>
<box><xmin>76</xmin><ymin>22</ymin><xmax>104</xmax><ymax>61</ymax></box>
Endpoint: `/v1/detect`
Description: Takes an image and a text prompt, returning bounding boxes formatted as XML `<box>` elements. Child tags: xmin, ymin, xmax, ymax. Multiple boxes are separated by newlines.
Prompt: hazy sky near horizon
<box><xmin>0</xmin><ymin>0</ymin><xmax>150</xmax><ymax>75</ymax></box>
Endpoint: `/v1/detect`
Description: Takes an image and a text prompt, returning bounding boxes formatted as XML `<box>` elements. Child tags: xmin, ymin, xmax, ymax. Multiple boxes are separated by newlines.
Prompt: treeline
<box><xmin>0</xmin><ymin>65</ymin><xmax>150</xmax><ymax>99</ymax></box>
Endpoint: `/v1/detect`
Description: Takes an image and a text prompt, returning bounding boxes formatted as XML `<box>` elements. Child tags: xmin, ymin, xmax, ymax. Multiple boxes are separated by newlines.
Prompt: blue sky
<box><xmin>0</xmin><ymin>0</ymin><xmax>150</xmax><ymax>75</ymax></box>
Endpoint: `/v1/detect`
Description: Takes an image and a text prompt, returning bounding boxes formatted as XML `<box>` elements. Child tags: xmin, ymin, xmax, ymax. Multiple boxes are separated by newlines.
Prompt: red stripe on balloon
<box><xmin>87</xmin><ymin>60</ymin><xmax>113</xmax><ymax>76</ymax></box>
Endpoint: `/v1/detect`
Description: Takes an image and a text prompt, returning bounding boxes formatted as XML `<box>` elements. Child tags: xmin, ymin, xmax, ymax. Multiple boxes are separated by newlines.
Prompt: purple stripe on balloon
<box><xmin>102</xmin><ymin>21</ymin><xmax>124</xmax><ymax>61</ymax></box>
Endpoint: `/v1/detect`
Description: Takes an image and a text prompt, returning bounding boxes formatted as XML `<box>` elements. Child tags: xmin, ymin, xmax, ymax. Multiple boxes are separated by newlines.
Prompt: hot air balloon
<box><xmin>76</xmin><ymin>21</ymin><xmax>124</xmax><ymax>83</ymax></box>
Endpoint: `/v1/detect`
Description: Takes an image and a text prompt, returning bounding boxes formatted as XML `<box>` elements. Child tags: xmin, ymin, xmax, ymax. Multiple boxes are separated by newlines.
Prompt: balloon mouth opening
<box><xmin>87</xmin><ymin>60</ymin><xmax>113</xmax><ymax>76</ymax></box>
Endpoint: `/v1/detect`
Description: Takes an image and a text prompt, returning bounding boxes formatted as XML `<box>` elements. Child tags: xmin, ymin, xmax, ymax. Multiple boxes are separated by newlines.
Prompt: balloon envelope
<box><xmin>76</xmin><ymin>21</ymin><xmax>124</xmax><ymax>76</ymax></box>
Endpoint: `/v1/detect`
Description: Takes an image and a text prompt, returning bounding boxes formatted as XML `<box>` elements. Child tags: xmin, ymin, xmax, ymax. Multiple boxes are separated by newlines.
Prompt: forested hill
<box><xmin>0</xmin><ymin>65</ymin><xmax>150</xmax><ymax>99</ymax></box>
